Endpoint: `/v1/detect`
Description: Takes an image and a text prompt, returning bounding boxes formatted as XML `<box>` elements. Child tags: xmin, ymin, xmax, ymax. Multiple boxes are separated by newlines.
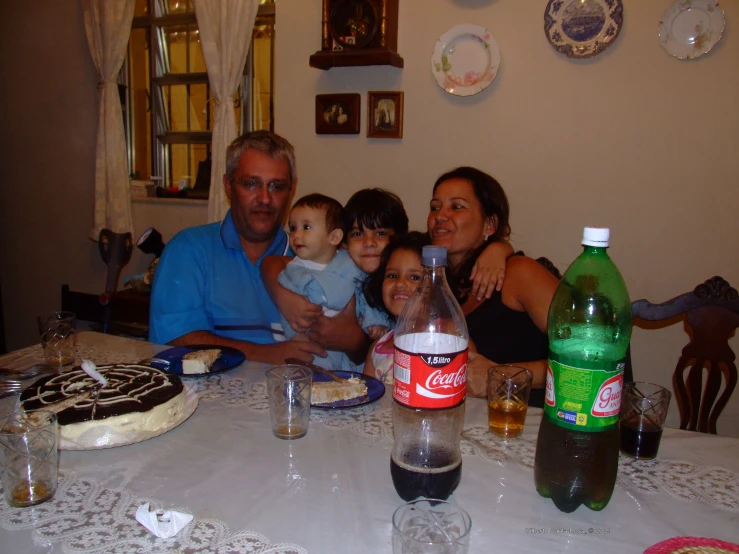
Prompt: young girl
<box><xmin>362</xmin><ymin>232</ymin><xmax>428</xmax><ymax>383</ymax></box>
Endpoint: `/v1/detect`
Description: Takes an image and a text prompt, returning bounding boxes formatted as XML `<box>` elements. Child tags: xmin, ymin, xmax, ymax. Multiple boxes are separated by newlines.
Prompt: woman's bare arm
<box><xmin>465</xmin><ymin>255</ymin><xmax>559</xmax><ymax>391</ymax></box>
<box><xmin>501</xmin><ymin>255</ymin><xmax>558</xmax><ymax>334</ymax></box>
<box><xmin>467</xmin><ymin>350</ymin><xmax>547</xmax><ymax>394</ymax></box>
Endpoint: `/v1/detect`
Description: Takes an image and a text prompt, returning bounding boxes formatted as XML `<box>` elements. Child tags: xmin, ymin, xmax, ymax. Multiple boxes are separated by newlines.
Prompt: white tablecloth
<box><xmin>0</xmin><ymin>332</ymin><xmax>737</xmax><ymax>553</ymax></box>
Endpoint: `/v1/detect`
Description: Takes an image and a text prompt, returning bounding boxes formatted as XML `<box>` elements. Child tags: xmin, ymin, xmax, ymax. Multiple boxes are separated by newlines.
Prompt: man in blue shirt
<box><xmin>149</xmin><ymin>131</ymin><xmax>331</xmax><ymax>364</ymax></box>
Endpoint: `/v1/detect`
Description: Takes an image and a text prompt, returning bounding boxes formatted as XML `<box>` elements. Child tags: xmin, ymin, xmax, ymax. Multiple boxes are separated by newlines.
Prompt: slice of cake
<box><xmin>182</xmin><ymin>349</ymin><xmax>221</xmax><ymax>375</ymax></box>
<box><xmin>312</xmin><ymin>377</ymin><xmax>368</xmax><ymax>404</ymax></box>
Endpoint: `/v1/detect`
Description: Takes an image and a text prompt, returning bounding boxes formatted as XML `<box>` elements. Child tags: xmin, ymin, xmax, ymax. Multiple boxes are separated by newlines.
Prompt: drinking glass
<box><xmin>620</xmin><ymin>382</ymin><xmax>672</xmax><ymax>460</ymax></box>
<box><xmin>37</xmin><ymin>311</ymin><xmax>77</xmax><ymax>369</ymax></box>
<box><xmin>487</xmin><ymin>365</ymin><xmax>533</xmax><ymax>439</ymax></box>
<box><xmin>392</xmin><ymin>499</ymin><xmax>472</xmax><ymax>554</ymax></box>
<box><xmin>266</xmin><ymin>365</ymin><xmax>312</xmax><ymax>440</ymax></box>
<box><xmin>0</xmin><ymin>410</ymin><xmax>58</xmax><ymax>507</ymax></box>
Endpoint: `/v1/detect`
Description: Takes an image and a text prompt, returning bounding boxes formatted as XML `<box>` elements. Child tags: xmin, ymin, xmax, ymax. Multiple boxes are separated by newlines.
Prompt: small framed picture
<box><xmin>367</xmin><ymin>91</ymin><xmax>404</xmax><ymax>139</ymax></box>
<box><xmin>315</xmin><ymin>93</ymin><xmax>361</xmax><ymax>135</ymax></box>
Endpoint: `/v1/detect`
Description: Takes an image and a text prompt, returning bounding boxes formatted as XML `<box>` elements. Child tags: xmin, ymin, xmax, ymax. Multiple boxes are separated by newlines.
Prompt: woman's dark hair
<box><xmin>343</xmin><ymin>188</ymin><xmax>409</xmax><ymax>237</ymax></box>
<box><xmin>432</xmin><ymin>167</ymin><xmax>511</xmax><ymax>302</ymax></box>
<box><xmin>432</xmin><ymin>166</ymin><xmax>511</xmax><ymax>243</ymax></box>
<box><xmin>364</xmin><ymin>232</ymin><xmax>429</xmax><ymax>318</ymax></box>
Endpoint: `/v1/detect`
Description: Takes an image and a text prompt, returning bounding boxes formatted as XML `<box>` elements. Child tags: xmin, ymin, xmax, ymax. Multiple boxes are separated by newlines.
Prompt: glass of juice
<box><xmin>487</xmin><ymin>365</ymin><xmax>533</xmax><ymax>439</ymax></box>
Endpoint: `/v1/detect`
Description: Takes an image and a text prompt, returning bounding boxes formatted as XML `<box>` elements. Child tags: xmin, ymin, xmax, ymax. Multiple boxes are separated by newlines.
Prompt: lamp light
<box><xmin>137</xmin><ymin>227</ymin><xmax>165</xmax><ymax>258</ymax></box>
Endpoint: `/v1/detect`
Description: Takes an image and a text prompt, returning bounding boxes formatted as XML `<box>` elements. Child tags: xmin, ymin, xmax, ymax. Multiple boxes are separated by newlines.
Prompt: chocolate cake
<box><xmin>20</xmin><ymin>364</ymin><xmax>188</xmax><ymax>444</ymax></box>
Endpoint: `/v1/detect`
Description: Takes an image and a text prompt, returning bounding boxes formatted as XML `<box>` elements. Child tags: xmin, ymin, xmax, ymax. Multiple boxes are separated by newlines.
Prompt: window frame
<box><xmin>126</xmin><ymin>2</ymin><xmax>275</xmax><ymax>190</ymax></box>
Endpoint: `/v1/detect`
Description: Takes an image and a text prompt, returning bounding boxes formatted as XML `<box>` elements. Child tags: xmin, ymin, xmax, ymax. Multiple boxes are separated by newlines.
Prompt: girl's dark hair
<box><xmin>432</xmin><ymin>167</ymin><xmax>511</xmax><ymax>302</ymax></box>
<box><xmin>364</xmin><ymin>232</ymin><xmax>429</xmax><ymax>318</ymax></box>
<box><xmin>343</xmin><ymin>188</ymin><xmax>409</xmax><ymax>237</ymax></box>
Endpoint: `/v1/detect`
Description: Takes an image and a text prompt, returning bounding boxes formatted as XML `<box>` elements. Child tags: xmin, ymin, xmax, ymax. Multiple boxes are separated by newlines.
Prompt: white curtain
<box><xmin>82</xmin><ymin>0</ymin><xmax>136</xmax><ymax>239</ymax></box>
<box><xmin>193</xmin><ymin>0</ymin><xmax>259</xmax><ymax>223</ymax></box>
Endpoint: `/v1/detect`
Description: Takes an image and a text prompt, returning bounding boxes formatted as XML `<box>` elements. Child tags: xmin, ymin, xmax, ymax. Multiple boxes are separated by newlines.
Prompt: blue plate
<box><xmin>149</xmin><ymin>345</ymin><xmax>245</xmax><ymax>377</ymax></box>
<box><xmin>311</xmin><ymin>371</ymin><xmax>385</xmax><ymax>409</ymax></box>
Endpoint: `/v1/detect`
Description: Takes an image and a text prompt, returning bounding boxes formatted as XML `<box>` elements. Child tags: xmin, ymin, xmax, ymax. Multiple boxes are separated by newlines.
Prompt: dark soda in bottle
<box><xmin>391</xmin><ymin>245</ymin><xmax>468</xmax><ymax>501</ymax></box>
<box><xmin>534</xmin><ymin>227</ymin><xmax>631</xmax><ymax>513</ymax></box>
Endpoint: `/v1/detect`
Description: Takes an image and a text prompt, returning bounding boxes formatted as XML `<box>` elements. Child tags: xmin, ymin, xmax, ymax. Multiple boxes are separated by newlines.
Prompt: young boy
<box><xmin>277</xmin><ymin>194</ymin><xmax>392</xmax><ymax>370</ymax></box>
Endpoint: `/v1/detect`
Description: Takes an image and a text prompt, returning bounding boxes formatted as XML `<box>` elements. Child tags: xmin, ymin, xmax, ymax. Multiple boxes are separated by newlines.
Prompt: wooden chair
<box><xmin>631</xmin><ymin>276</ymin><xmax>739</xmax><ymax>434</ymax></box>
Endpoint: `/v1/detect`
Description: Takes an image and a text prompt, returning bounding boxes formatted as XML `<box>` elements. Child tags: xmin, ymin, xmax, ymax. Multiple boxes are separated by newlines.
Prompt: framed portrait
<box><xmin>367</xmin><ymin>91</ymin><xmax>403</xmax><ymax>139</ymax></box>
<box><xmin>315</xmin><ymin>93</ymin><xmax>361</xmax><ymax>134</ymax></box>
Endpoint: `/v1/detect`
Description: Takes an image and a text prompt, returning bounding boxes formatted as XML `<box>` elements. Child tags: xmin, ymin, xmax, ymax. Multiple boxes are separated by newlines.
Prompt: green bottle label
<box><xmin>543</xmin><ymin>356</ymin><xmax>625</xmax><ymax>431</ymax></box>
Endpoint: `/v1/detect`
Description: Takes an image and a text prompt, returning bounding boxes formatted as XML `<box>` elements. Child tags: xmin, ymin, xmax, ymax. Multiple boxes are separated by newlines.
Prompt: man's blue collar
<box><xmin>219</xmin><ymin>210</ymin><xmax>288</xmax><ymax>261</ymax></box>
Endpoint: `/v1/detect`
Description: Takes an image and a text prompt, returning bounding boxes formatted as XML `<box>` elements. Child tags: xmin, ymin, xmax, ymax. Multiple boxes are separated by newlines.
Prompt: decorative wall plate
<box><xmin>431</xmin><ymin>24</ymin><xmax>500</xmax><ymax>97</ymax></box>
<box><xmin>658</xmin><ymin>0</ymin><xmax>725</xmax><ymax>60</ymax></box>
<box><xmin>544</xmin><ymin>0</ymin><xmax>623</xmax><ymax>59</ymax></box>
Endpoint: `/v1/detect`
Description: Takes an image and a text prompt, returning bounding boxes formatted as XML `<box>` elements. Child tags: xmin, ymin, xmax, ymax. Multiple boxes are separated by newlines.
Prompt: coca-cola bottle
<box><xmin>391</xmin><ymin>245</ymin><xmax>468</xmax><ymax>501</ymax></box>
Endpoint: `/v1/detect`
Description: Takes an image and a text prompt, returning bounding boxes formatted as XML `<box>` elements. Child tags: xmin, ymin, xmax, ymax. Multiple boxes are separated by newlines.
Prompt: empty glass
<box><xmin>0</xmin><ymin>410</ymin><xmax>59</xmax><ymax>507</ymax></box>
<box><xmin>266</xmin><ymin>365</ymin><xmax>312</xmax><ymax>440</ymax></box>
<box><xmin>620</xmin><ymin>382</ymin><xmax>672</xmax><ymax>460</ymax></box>
<box><xmin>392</xmin><ymin>499</ymin><xmax>472</xmax><ymax>554</ymax></box>
<box><xmin>37</xmin><ymin>311</ymin><xmax>77</xmax><ymax>369</ymax></box>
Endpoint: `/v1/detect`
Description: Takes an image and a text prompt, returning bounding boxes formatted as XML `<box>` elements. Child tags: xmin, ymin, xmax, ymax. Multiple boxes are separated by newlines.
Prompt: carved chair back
<box><xmin>631</xmin><ymin>277</ymin><xmax>739</xmax><ymax>434</ymax></box>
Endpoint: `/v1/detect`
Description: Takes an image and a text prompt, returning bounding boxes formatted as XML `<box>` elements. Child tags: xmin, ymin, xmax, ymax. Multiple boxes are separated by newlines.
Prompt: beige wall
<box><xmin>0</xmin><ymin>1</ymin><xmax>737</xmax><ymax>435</ymax></box>
<box><xmin>273</xmin><ymin>0</ymin><xmax>739</xmax><ymax>435</ymax></box>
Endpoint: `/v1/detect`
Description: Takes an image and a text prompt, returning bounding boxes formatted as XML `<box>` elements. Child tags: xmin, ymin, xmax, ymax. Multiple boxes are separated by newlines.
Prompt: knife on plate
<box><xmin>284</xmin><ymin>358</ymin><xmax>346</xmax><ymax>383</ymax></box>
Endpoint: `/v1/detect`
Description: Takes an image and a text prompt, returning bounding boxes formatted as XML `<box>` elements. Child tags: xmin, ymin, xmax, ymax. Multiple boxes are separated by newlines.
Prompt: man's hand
<box><xmin>262</xmin><ymin>255</ymin><xmax>323</xmax><ymax>333</ymax></box>
<box><xmin>256</xmin><ymin>340</ymin><xmax>327</xmax><ymax>365</ymax></box>
<box><xmin>307</xmin><ymin>296</ymin><xmax>368</xmax><ymax>362</ymax></box>
<box><xmin>282</xmin><ymin>295</ymin><xmax>323</xmax><ymax>334</ymax></box>
<box><xmin>170</xmin><ymin>330</ymin><xmax>327</xmax><ymax>365</ymax></box>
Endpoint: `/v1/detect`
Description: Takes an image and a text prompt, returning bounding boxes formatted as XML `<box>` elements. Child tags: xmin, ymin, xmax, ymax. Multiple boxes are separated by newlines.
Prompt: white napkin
<box><xmin>135</xmin><ymin>503</ymin><xmax>193</xmax><ymax>539</ymax></box>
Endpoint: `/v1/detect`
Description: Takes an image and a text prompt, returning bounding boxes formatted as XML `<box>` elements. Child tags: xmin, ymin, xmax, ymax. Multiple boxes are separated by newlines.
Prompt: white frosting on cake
<box><xmin>21</xmin><ymin>364</ymin><xmax>191</xmax><ymax>448</ymax></box>
<box><xmin>59</xmin><ymin>391</ymin><xmax>189</xmax><ymax>441</ymax></box>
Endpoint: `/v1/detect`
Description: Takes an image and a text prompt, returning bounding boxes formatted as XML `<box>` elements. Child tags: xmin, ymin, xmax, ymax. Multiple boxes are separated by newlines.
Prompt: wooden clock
<box><xmin>309</xmin><ymin>0</ymin><xmax>403</xmax><ymax>70</ymax></box>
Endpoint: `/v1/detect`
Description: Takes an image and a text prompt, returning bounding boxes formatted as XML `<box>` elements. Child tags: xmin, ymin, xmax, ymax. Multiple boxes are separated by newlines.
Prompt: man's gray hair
<box><xmin>225</xmin><ymin>130</ymin><xmax>297</xmax><ymax>185</ymax></box>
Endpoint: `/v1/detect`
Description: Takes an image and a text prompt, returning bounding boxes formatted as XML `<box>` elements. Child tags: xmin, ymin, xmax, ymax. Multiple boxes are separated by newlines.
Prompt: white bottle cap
<box><xmin>582</xmin><ymin>227</ymin><xmax>610</xmax><ymax>247</ymax></box>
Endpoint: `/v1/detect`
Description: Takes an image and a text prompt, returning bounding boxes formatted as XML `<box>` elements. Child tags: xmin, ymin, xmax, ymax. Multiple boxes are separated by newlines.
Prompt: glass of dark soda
<box><xmin>619</xmin><ymin>382</ymin><xmax>671</xmax><ymax>460</ymax></box>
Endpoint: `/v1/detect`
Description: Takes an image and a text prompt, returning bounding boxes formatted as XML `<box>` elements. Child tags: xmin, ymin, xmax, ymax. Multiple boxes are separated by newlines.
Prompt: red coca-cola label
<box><xmin>591</xmin><ymin>373</ymin><xmax>623</xmax><ymax>418</ymax></box>
<box><xmin>393</xmin><ymin>344</ymin><xmax>467</xmax><ymax>409</ymax></box>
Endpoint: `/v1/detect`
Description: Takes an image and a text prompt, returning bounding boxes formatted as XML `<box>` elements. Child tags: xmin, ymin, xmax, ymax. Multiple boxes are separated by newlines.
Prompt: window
<box><xmin>125</xmin><ymin>0</ymin><xmax>275</xmax><ymax>195</ymax></box>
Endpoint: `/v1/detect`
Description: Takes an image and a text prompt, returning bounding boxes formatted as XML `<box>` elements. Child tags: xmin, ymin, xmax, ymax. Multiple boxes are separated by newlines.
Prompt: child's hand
<box><xmin>470</xmin><ymin>241</ymin><xmax>513</xmax><ymax>300</ymax></box>
<box><xmin>367</xmin><ymin>325</ymin><xmax>389</xmax><ymax>340</ymax></box>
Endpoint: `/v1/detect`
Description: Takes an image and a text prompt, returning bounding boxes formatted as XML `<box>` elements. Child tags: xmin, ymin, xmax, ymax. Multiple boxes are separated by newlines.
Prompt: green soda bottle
<box><xmin>534</xmin><ymin>227</ymin><xmax>631</xmax><ymax>513</ymax></box>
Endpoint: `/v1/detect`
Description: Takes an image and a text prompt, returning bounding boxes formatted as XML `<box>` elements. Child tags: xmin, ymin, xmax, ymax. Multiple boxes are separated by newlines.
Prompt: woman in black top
<box><xmin>427</xmin><ymin>167</ymin><xmax>559</xmax><ymax>404</ymax></box>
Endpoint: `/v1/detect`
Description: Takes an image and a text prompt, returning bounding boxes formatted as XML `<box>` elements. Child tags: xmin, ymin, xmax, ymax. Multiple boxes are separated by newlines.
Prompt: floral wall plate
<box><xmin>431</xmin><ymin>24</ymin><xmax>500</xmax><ymax>97</ymax></box>
<box><xmin>544</xmin><ymin>0</ymin><xmax>623</xmax><ymax>59</ymax></box>
<box><xmin>658</xmin><ymin>0</ymin><xmax>725</xmax><ymax>60</ymax></box>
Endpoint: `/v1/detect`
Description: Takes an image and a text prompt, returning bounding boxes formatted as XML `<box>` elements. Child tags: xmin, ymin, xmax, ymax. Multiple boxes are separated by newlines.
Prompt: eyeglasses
<box><xmin>230</xmin><ymin>177</ymin><xmax>290</xmax><ymax>194</ymax></box>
